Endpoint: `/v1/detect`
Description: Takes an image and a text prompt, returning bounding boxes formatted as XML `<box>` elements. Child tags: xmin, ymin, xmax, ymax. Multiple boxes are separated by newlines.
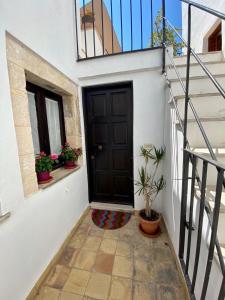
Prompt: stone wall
<box><xmin>6</xmin><ymin>33</ymin><xmax>82</xmax><ymax>196</ymax></box>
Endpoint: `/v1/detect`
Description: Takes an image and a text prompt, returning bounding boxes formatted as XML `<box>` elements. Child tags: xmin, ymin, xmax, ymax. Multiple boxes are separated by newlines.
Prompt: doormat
<box><xmin>91</xmin><ymin>209</ymin><xmax>132</xmax><ymax>230</ymax></box>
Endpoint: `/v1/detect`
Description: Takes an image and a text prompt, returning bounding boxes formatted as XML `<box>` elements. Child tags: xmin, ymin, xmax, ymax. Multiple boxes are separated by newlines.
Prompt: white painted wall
<box><xmin>0</xmin><ymin>1</ymin><xmax>89</xmax><ymax>299</ymax></box>
<box><xmin>182</xmin><ymin>0</ymin><xmax>225</xmax><ymax>54</ymax></box>
<box><xmin>75</xmin><ymin>49</ymin><xmax>166</xmax><ymax>211</ymax></box>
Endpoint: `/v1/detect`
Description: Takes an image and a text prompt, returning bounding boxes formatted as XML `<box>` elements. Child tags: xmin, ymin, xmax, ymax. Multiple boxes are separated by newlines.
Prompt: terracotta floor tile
<box><xmin>85</xmin><ymin>272</ymin><xmax>111</xmax><ymax>300</ymax></box>
<box><xmin>153</xmin><ymin>246</ymin><xmax>175</xmax><ymax>264</ymax></box>
<box><xmin>109</xmin><ymin>276</ymin><xmax>132</xmax><ymax>300</ymax></box>
<box><xmin>93</xmin><ymin>253</ymin><xmax>114</xmax><ymax>274</ymax></box>
<box><xmin>32</xmin><ymin>211</ymin><xmax>186</xmax><ymax>300</ymax></box>
<box><xmin>116</xmin><ymin>241</ymin><xmax>132</xmax><ymax>257</ymax></box>
<box><xmin>153</xmin><ymin>263</ymin><xmax>180</xmax><ymax>285</ymax></box>
<box><xmin>59</xmin><ymin>291</ymin><xmax>83</xmax><ymax>300</ymax></box>
<box><xmin>76</xmin><ymin>223</ymin><xmax>91</xmax><ymax>235</ymax></box>
<box><xmin>88</xmin><ymin>227</ymin><xmax>104</xmax><ymax>237</ymax></box>
<box><xmin>34</xmin><ymin>287</ymin><xmax>60</xmax><ymax>300</ymax></box>
<box><xmin>99</xmin><ymin>239</ymin><xmax>117</xmax><ymax>254</ymax></box>
<box><xmin>156</xmin><ymin>284</ymin><xmax>182</xmax><ymax>300</ymax></box>
<box><xmin>103</xmin><ymin>229</ymin><xmax>120</xmax><ymax>240</ymax></box>
<box><xmin>58</xmin><ymin>247</ymin><xmax>79</xmax><ymax>267</ymax></box>
<box><xmin>134</xmin><ymin>259</ymin><xmax>152</xmax><ymax>282</ymax></box>
<box><xmin>133</xmin><ymin>281</ymin><xmax>156</xmax><ymax>300</ymax></box>
<box><xmin>83</xmin><ymin>236</ymin><xmax>102</xmax><ymax>251</ymax></box>
<box><xmin>45</xmin><ymin>265</ymin><xmax>71</xmax><ymax>289</ymax></box>
<box><xmin>73</xmin><ymin>249</ymin><xmax>96</xmax><ymax>271</ymax></box>
<box><xmin>112</xmin><ymin>256</ymin><xmax>133</xmax><ymax>278</ymax></box>
<box><xmin>69</xmin><ymin>234</ymin><xmax>86</xmax><ymax>249</ymax></box>
<box><xmin>63</xmin><ymin>269</ymin><xmax>90</xmax><ymax>295</ymax></box>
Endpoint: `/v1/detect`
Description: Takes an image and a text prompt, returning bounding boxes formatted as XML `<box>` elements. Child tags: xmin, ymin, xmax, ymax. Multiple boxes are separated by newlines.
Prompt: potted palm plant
<box><xmin>61</xmin><ymin>143</ymin><xmax>82</xmax><ymax>169</ymax></box>
<box><xmin>135</xmin><ymin>145</ymin><xmax>166</xmax><ymax>236</ymax></box>
<box><xmin>35</xmin><ymin>152</ymin><xmax>59</xmax><ymax>183</ymax></box>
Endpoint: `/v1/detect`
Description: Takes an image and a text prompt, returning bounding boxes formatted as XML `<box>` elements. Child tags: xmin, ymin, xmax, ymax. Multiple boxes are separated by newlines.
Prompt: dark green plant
<box><xmin>35</xmin><ymin>152</ymin><xmax>59</xmax><ymax>173</ymax></box>
<box><xmin>136</xmin><ymin>145</ymin><xmax>166</xmax><ymax>219</ymax></box>
<box><xmin>61</xmin><ymin>143</ymin><xmax>82</xmax><ymax>162</ymax></box>
<box><xmin>152</xmin><ymin>9</ymin><xmax>184</xmax><ymax>56</ymax></box>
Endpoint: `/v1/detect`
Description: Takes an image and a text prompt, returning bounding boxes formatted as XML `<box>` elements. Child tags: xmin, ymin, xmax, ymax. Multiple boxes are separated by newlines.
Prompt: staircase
<box><xmin>167</xmin><ymin>50</ymin><xmax>225</xmax><ymax>256</ymax></box>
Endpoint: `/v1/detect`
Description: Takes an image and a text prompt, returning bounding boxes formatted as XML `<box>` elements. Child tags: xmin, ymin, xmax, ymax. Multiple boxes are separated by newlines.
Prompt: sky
<box><xmin>80</xmin><ymin>0</ymin><xmax>182</xmax><ymax>51</ymax></box>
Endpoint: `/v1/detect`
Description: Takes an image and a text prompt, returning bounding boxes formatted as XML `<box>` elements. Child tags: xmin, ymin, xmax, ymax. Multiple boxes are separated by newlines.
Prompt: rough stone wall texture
<box><xmin>6</xmin><ymin>34</ymin><xmax>82</xmax><ymax>197</ymax></box>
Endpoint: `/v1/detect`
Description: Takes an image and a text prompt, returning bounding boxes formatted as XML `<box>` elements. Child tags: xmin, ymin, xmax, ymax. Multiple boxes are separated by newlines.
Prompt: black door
<box><xmin>83</xmin><ymin>83</ymin><xmax>133</xmax><ymax>206</ymax></box>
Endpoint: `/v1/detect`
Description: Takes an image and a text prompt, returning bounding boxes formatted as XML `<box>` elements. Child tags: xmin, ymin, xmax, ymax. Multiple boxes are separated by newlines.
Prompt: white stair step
<box><xmin>186</xmin><ymin>120</ymin><xmax>225</xmax><ymax>149</ymax></box>
<box><xmin>171</xmin><ymin>75</ymin><xmax>225</xmax><ymax>98</ymax></box>
<box><xmin>167</xmin><ymin>61</ymin><xmax>225</xmax><ymax>80</ymax></box>
<box><xmin>173</xmin><ymin>51</ymin><xmax>224</xmax><ymax>66</ymax></box>
<box><xmin>176</xmin><ymin>95</ymin><xmax>225</xmax><ymax>120</ymax></box>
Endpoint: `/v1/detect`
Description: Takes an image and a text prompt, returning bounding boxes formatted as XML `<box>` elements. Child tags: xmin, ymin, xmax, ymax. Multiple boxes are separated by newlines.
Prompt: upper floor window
<box><xmin>26</xmin><ymin>82</ymin><xmax>66</xmax><ymax>157</ymax></box>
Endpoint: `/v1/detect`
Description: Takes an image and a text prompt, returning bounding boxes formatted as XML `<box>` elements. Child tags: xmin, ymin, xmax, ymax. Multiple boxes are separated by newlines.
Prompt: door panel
<box><xmin>83</xmin><ymin>83</ymin><xmax>133</xmax><ymax>205</ymax></box>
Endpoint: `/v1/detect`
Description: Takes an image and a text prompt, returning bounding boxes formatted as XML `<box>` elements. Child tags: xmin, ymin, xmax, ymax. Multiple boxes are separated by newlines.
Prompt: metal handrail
<box><xmin>181</xmin><ymin>0</ymin><xmax>225</xmax><ymax>21</ymax></box>
<box><xmin>164</xmin><ymin>18</ymin><xmax>225</xmax><ymax>101</ymax></box>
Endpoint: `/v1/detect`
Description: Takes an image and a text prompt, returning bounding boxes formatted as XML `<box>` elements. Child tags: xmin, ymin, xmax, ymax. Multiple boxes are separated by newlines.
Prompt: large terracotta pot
<box><xmin>139</xmin><ymin>209</ymin><xmax>161</xmax><ymax>235</ymax></box>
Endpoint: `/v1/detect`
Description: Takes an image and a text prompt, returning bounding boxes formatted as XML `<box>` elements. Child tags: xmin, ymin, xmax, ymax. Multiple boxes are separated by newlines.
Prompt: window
<box><xmin>208</xmin><ymin>23</ymin><xmax>222</xmax><ymax>52</ymax></box>
<box><xmin>26</xmin><ymin>82</ymin><xmax>66</xmax><ymax>159</ymax></box>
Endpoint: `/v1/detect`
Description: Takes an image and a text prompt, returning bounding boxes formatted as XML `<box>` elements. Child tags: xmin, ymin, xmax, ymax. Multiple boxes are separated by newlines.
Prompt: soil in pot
<box><xmin>139</xmin><ymin>209</ymin><xmax>161</xmax><ymax>236</ymax></box>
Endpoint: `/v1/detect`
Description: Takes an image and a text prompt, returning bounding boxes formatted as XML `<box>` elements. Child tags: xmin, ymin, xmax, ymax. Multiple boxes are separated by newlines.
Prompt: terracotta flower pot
<box><xmin>37</xmin><ymin>171</ymin><xmax>50</xmax><ymax>182</ymax></box>
<box><xmin>65</xmin><ymin>160</ymin><xmax>77</xmax><ymax>169</ymax></box>
<box><xmin>139</xmin><ymin>209</ymin><xmax>161</xmax><ymax>235</ymax></box>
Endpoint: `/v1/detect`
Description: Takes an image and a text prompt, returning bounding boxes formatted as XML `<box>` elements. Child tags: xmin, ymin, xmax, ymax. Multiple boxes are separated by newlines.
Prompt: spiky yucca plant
<box><xmin>135</xmin><ymin>145</ymin><xmax>166</xmax><ymax>219</ymax></box>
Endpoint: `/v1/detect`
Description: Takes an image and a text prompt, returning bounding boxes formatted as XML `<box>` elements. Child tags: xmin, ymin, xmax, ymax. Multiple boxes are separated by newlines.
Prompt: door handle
<box><xmin>98</xmin><ymin>145</ymin><xmax>103</xmax><ymax>151</ymax></box>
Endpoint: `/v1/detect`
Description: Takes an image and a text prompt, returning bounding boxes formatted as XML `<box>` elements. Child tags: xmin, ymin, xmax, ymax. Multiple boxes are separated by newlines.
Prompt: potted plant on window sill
<box><xmin>61</xmin><ymin>143</ymin><xmax>82</xmax><ymax>169</ymax></box>
<box><xmin>135</xmin><ymin>145</ymin><xmax>166</xmax><ymax>236</ymax></box>
<box><xmin>35</xmin><ymin>152</ymin><xmax>59</xmax><ymax>184</ymax></box>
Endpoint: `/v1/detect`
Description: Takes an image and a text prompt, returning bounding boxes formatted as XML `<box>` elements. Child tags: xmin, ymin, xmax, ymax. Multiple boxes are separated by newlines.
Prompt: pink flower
<box><xmin>50</xmin><ymin>154</ymin><xmax>58</xmax><ymax>160</ymax></box>
<box><xmin>40</xmin><ymin>151</ymin><xmax>46</xmax><ymax>157</ymax></box>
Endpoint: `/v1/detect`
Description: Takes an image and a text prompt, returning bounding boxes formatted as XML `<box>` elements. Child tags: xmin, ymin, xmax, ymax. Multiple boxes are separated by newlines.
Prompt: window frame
<box><xmin>26</xmin><ymin>82</ymin><xmax>66</xmax><ymax>168</ymax></box>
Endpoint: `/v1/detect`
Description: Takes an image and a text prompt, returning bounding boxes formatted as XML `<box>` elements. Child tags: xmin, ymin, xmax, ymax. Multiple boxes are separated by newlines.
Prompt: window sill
<box><xmin>38</xmin><ymin>165</ymin><xmax>81</xmax><ymax>190</ymax></box>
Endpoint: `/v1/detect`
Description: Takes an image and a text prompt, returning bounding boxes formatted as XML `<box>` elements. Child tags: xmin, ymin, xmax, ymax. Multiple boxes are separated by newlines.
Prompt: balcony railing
<box><xmin>74</xmin><ymin>0</ymin><xmax>166</xmax><ymax>63</ymax></box>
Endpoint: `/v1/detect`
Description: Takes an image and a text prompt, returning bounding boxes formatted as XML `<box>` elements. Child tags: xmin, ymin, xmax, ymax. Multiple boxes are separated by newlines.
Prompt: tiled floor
<box><xmin>33</xmin><ymin>209</ymin><xmax>187</xmax><ymax>300</ymax></box>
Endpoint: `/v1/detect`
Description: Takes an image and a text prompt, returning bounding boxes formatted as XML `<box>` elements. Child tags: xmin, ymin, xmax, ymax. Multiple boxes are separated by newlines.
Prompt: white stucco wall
<box><xmin>0</xmin><ymin>1</ymin><xmax>89</xmax><ymax>299</ymax></box>
<box><xmin>75</xmin><ymin>49</ymin><xmax>166</xmax><ymax>211</ymax></box>
<box><xmin>182</xmin><ymin>0</ymin><xmax>225</xmax><ymax>54</ymax></box>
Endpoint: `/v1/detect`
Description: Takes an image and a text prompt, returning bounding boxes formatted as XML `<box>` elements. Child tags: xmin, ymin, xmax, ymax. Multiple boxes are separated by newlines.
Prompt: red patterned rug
<box><xmin>91</xmin><ymin>209</ymin><xmax>132</xmax><ymax>230</ymax></box>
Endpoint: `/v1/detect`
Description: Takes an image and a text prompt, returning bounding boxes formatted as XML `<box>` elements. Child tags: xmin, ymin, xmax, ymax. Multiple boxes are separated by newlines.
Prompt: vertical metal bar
<box><xmin>140</xmin><ymin>0</ymin><xmax>143</xmax><ymax>49</ymax></box>
<box><xmin>179</xmin><ymin>150</ymin><xmax>190</xmax><ymax>260</ymax></box>
<box><xmin>201</xmin><ymin>168</ymin><xmax>224</xmax><ymax>299</ymax></box>
<box><xmin>185</xmin><ymin>155</ymin><xmax>197</xmax><ymax>274</ymax></box>
<box><xmin>110</xmin><ymin>0</ymin><xmax>114</xmax><ymax>54</ymax></box>
<box><xmin>183</xmin><ymin>4</ymin><xmax>192</xmax><ymax>149</ymax></box>
<box><xmin>74</xmin><ymin>0</ymin><xmax>80</xmax><ymax>60</ymax></box>
<box><xmin>179</xmin><ymin>4</ymin><xmax>191</xmax><ymax>258</ymax></box>
<box><xmin>100</xmin><ymin>0</ymin><xmax>104</xmax><ymax>55</ymax></box>
<box><xmin>91</xmin><ymin>0</ymin><xmax>96</xmax><ymax>57</ymax></box>
<box><xmin>162</xmin><ymin>0</ymin><xmax>166</xmax><ymax>73</ymax></box>
<box><xmin>120</xmin><ymin>0</ymin><xmax>123</xmax><ymax>52</ymax></box>
<box><xmin>218</xmin><ymin>276</ymin><xmax>225</xmax><ymax>300</ymax></box>
<box><xmin>151</xmin><ymin>0</ymin><xmax>153</xmax><ymax>47</ymax></box>
<box><xmin>130</xmin><ymin>0</ymin><xmax>133</xmax><ymax>51</ymax></box>
<box><xmin>83</xmin><ymin>0</ymin><xmax>87</xmax><ymax>58</ymax></box>
<box><xmin>191</xmin><ymin>161</ymin><xmax>208</xmax><ymax>293</ymax></box>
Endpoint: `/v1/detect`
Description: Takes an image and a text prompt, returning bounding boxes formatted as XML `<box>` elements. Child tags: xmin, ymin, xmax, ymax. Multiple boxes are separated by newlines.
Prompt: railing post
<box><xmin>179</xmin><ymin>3</ymin><xmax>192</xmax><ymax>259</ymax></box>
<box><xmin>74</xmin><ymin>0</ymin><xmax>80</xmax><ymax>60</ymax></box>
<box><xmin>162</xmin><ymin>0</ymin><xmax>166</xmax><ymax>73</ymax></box>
